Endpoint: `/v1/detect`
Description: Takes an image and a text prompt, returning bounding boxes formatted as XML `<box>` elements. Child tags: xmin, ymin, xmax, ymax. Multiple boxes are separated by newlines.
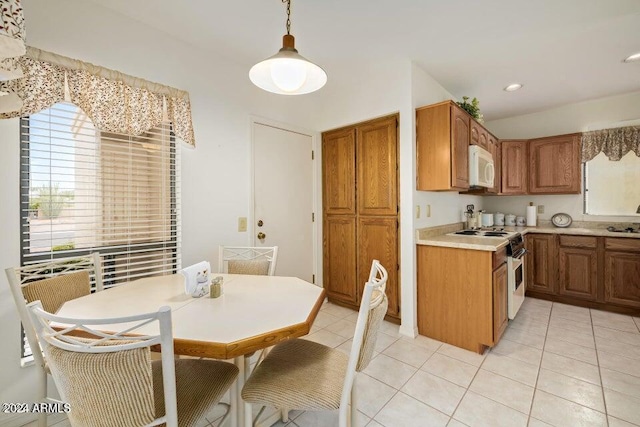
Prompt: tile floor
<box><xmin>23</xmin><ymin>297</ymin><xmax>640</xmax><ymax>427</ymax></box>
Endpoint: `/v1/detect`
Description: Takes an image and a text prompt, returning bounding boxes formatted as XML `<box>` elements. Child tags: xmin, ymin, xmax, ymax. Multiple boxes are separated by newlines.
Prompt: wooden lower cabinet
<box><xmin>558</xmin><ymin>247</ymin><xmax>598</xmax><ymax>301</ymax></box>
<box><xmin>526</xmin><ymin>234</ymin><xmax>640</xmax><ymax>314</ymax></box>
<box><xmin>605</xmin><ymin>251</ymin><xmax>640</xmax><ymax>308</ymax></box>
<box><xmin>417</xmin><ymin>245</ymin><xmax>505</xmax><ymax>353</ymax></box>
<box><xmin>323</xmin><ymin>216</ymin><xmax>357</xmax><ymax>305</ymax></box>
<box><xmin>493</xmin><ymin>263</ymin><xmax>508</xmax><ymax>343</ymax></box>
<box><xmin>357</xmin><ymin>217</ymin><xmax>399</xmax><ymax>317</ymax></box>
<box><xmin>558</xmin><ymin>235</ymin><xmax>598</xmax><ymax>301</ymax></box>
<box><xmin>525</xmin><ymin>234</ymin><xmax>556</xmax><ymax>294</ymax></box>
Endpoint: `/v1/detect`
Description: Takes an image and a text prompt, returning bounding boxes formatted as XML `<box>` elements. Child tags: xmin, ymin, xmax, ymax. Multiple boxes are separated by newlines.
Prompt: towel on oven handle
<box><xmin>180</xmin><ymin>261</ymin><xmax>211</xmax><ymax>297</ymax></box>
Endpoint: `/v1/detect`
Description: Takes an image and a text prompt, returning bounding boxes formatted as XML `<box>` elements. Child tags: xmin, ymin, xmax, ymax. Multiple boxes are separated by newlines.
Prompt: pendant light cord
<box><xmin>282</xmin><ymin>0</ymin><xmax>291</xmax><ymax>35</ymax></box>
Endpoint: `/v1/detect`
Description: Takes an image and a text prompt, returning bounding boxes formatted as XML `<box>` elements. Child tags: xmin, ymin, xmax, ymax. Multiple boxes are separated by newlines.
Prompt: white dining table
<box><xmin>55</xmin><ymin>273</ymin><xmax>326</xmax><ymax>427</ymax></box>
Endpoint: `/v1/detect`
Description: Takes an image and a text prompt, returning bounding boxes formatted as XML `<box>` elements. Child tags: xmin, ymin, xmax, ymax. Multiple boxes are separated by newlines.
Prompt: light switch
<box><xmin>426</xmin><ymin>204</ymin><xmax>431</xmax><ymax>217</ymax></box>
<box><xmin>538</xmin><ymin>205</ymin><xmax>545</xmax><ymax>214</ymax></box>
<box><xmin>416</xmin><ymin>205</ymin><xmax>421</xmax><ymax>218</ymax></box>
<box><xmin>238</xmin><ymin>217</ymin><xmax>247</xmax><ymax>232</ymax></box>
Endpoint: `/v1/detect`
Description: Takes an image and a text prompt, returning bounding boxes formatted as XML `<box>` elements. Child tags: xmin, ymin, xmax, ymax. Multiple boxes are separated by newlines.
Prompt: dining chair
<box><xmin>241</xmin><ymin>260</ymin><xmax>388</xmax><ymax>427</ymax></box>
<box><xmin>4</xmin><ymin>253</ymin><xmax>102</xmax><ymax>427</ymax></box>
<box><xmin>218</xmin><ymin>246</ymin><xmax>278</xmax><ymax>276</ymax></box>
<box><xmin>27</xmin><ymin>302</ymin><xmax>239</xmax><ymax>427</ymax></box>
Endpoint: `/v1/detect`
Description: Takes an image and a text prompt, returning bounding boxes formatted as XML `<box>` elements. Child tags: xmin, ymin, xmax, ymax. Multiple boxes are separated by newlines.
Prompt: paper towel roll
<box><xmin>526</xmin><ymin>205</ymin><xmax>537</xmax><ymax>227</ymax></box>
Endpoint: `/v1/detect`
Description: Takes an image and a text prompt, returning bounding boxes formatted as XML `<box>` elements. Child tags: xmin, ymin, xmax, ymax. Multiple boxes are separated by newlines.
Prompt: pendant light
<box><xmin>249</xmin><ymin>0</ymin><xmax>327</xmax><ymax>95</ymax></box>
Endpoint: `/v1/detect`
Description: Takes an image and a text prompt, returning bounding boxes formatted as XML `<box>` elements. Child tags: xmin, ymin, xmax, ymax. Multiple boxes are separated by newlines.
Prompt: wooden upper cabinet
<box><xmin>357</xmin><ymin>216</ymin><xmax>399</xmax><ymax>317</ymax></box>
<box><xmin>416</xmin><ymin>101</ymin><xmax>469</xmax><ymax>191</ymax></box>
<box><xmin>501</xmin><ymin>140</ymin><xmax>528</xmax><ymax>195</ymax></box>
<box><xmin>322</xmin><ymin>128</ymin><xmax>356</xmax><ymax>215</ymax></box>
<box><xmin>357</xmin><ymin>117</ymin><xmax>398</xmax><ymax>216</ymax></box>
<box><xmin>529</xmin><ymin>134</ymin><xmax>581</xmax><ymax>194</ymax></box>
<box><xmin>488</xmin><ymin>135</ymin><xmax>500</xmax><ymax>194</ymax></box>
<box><xmin>451</xmin><ymin>105</ymin><xmax>471</xmax><ymax>189</ymax></box>
<box><xmin>471</xmin><ymin>121</ymin><xmax>489</xmax><ymax>151</ymax></box>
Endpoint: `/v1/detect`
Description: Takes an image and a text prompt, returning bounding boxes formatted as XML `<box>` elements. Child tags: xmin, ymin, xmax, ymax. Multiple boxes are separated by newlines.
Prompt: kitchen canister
<box><xmin>494</xmin><ymin>212</ymin><xmax>505</xmax><ymax>226</ymax></box>
<box><xmin>516</xmin><ymin>216</ymin><xmax>526</xmax><ymax>226</ymax></box>
<box><xmin>505</xmin><ymin>214</ymin><xmax>516</xmax><ymax>226</ymax></box>
<box><xmin>481</xmin><ymin>213</ymin><xmax>494</xmax><ymax>227</ymax></box>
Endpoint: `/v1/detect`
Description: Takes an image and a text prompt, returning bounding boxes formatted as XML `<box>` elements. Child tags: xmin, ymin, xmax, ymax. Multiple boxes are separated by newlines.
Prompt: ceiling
<box><xmin>85</xmin><ymin>0</ymin><xmax>640</xmax><ymax>120</ymax></box>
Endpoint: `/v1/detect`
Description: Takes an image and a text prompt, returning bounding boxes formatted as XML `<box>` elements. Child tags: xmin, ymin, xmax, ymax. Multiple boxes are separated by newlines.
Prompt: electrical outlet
<box><xmin>538</xmin><ymin>205</ymin><xmax>545</xmax><ymax>214</ymax></box>
<box><xmin>426</xmin><ymin>204</ymin><xmax>431</xmax><ymax>218</ymax></box>
<box><xmin>416</xmin><ymin>205</ymin><xmax>421</xmax><ymax>218</ymax></box>
<box><xmin>238</xmin><ymin>217</ymin><xmax>247</xmax><ymax>232</ymax></box>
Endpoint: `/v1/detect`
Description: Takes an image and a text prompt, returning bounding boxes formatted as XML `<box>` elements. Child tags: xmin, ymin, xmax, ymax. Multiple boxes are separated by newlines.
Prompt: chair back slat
<box><xmin>218</xmin><ymin>246</ymin><xmax>278</xmax><ymax>276</ymax></box>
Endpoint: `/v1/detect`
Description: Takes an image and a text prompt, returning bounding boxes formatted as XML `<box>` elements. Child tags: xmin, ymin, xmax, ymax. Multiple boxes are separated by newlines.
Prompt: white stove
<box><xmin>446</xmin><ymin>228</ymin><xmax>519</xmax><ymax>239</ymax></box>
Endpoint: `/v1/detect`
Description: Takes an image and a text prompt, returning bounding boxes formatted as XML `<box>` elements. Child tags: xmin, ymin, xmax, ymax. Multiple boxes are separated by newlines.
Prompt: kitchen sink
<box><xmin>607</xmin><ymin>226</ymin><xmax>640</xmax><ymax>233</ymax></box>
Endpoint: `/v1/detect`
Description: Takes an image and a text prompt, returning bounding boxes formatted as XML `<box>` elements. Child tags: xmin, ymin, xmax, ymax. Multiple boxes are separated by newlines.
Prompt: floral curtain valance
<box><xmin>581</xmin><ymin>126</ymin><xmax>640</xmax><ymax>162</ymax></box>
<box><xmin>0</xmin><ymin>46</ymin><xmax>196</xmax><ymax>146</ymax></box>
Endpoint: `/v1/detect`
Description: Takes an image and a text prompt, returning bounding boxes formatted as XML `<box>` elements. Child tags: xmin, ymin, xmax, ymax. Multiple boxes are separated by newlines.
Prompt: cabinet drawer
<box><xmin>606</xmin><ymin>238</ymin><xmax>640</xmax><ymax>252</ymax></box>
<box><xmin>559</xmin><ymin>235</ymin><xmax>597</xmax><ymax>249</ymax></box>
<box><xmin>493</xmin><ymin>246</ymin><xmax>507</xmax><ymax>270</ymax></box>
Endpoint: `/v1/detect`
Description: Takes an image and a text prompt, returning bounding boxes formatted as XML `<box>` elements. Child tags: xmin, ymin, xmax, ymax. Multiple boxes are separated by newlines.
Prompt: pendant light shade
<box><xmin>250</xmin><ymin>1</ymin><xmax>326</xmax><ymax>95</ymax></box>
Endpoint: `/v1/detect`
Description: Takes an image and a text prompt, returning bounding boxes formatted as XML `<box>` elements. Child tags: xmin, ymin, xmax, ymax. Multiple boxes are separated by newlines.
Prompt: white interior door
<box><xmin>252</xmin><ymin>122</ymin><xmax>314</xmax><ymax>282</ymax></box>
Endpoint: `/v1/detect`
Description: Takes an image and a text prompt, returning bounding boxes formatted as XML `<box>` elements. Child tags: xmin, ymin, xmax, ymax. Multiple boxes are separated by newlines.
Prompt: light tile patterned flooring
<box><xmin>23</xmin><ymin>297</ymin><xmax>640</xmax><ymax>427</ymax></box>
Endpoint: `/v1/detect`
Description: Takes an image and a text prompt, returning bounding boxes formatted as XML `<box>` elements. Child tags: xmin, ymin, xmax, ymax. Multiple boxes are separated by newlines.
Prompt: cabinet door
<box><xmin>501</xmin><ymin>140</ymin><xmax>528</xmax><ymax>194</ymax></box>
<box><xmin>357</xmin><ymin>217</ymin><xmax>399</xmax><ymax>317</ymax></box>
<box><xmin>488</xmin><ymin>136</ymin><xmax>500</xmax><ymax>194</ymax></box>
<box><xmin>357</xmin><ymin>117</ymin><xmax>398</xmax><ymax>216</ymax></box>
<box><xmin>605</xmin><ymin>251</ymin><xmax>640</xmax><ymax>308</ymax></box>
<box><xmin>323</xmin><ymin>216</ymin><xmax>357</xmax><ymax>304</ymax></box>
<box><xmin>493</xmin><ymin>263</ymin><xmax>508</xmax><ymax>344</ymax></box>
<box><xmin>529</xmin><ymin>134</ymin><xmax>581</xmax><ymax>194</ymax></box>
<box><xmin>450</xmin><ymin>105</ymin><xmax>470</xmax><ymax>189</ymax></box>
<box><xmin>322</xmin><ymin>128</ymin><xmax>356</xmax><ymax>215</ymax></box>
<box><xmin>558</xmin><ymin>247</ymin><xmax>598</xmax><ymax>301</ymax></box>
<box><xmin>471</xmin><ymin>121</ymin><xmax>489</xmax><ymax>151</ymax></box>
<box><xmin>525</xmin><ymin>234</ymin><xmax>556</xmax><ymax>294</ymax></box>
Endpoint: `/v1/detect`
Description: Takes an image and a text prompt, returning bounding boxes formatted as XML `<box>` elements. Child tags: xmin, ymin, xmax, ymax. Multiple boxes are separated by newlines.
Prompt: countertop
<box><xmin>416</xmin><ymin>225</ymin><xmax>640</xmax><ymax>252</ymax></box>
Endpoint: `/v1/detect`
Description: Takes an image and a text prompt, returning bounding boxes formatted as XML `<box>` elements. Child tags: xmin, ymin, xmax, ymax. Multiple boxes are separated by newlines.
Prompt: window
<box><xmin>20</xmin><ymin>102</ymin><xmax>180</xmax><ymax>357</ymax></box>
<box><xmin>584</xmin><ymin>152</ymin><xmax>640</xmax><ymax>216</ymax></box>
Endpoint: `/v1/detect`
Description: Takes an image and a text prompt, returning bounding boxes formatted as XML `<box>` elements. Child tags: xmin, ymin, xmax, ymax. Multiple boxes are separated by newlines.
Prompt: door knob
<box><xmin>257</xmin><ymin>232</ymin><xmax>266</xmax><ymax>240</ymax></box>
<box><xmin>257</xmin><ymin>220</ymin><xmax>264</xmax><ymax>227</ymax></box>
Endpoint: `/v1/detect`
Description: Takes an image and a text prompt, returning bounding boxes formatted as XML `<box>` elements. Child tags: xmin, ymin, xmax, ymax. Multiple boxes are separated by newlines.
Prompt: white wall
<box><xmin>483</xmin><ymin>91</ymin><xmax>640</xmax><ymax>222</ymax></box>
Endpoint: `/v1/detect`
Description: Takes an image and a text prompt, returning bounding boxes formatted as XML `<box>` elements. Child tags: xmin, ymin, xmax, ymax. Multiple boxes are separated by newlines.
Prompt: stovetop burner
<box><xmin>449</xmin><ymin>228</ymin><xmax>517</xmax><ymax>239</ymax></box>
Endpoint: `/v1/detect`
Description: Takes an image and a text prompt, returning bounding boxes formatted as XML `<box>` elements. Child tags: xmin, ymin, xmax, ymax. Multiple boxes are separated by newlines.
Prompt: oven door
<box><xmin>507</xmin><ymin>255</ymin><xmax>526</xmax><ymax>319</ymax></box>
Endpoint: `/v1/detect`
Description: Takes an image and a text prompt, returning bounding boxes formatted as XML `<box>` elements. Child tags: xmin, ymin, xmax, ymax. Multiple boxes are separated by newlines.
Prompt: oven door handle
<box><xmin>512</xmin><ymin>248</ymin><xmax>528</xmax><ymax>259</ymax></box>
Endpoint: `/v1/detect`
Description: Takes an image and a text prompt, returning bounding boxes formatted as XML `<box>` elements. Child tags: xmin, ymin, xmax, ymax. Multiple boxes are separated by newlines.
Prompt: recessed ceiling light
<box><xmin>504</xmin><ymin>83</ymin><xmax>523</xmax><ymax>92</ymax></box>
<box><xmin>623</xmin><ymin>52</ymin><xmax>640</xmax><ymax>63</ymax></box>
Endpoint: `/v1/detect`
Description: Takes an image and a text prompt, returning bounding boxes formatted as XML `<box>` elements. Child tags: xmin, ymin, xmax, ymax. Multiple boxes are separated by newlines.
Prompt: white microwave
<box><xmin>469</xmin><ymin>145</ymin><xmax>495</xmax><ymax>188</ymax></box>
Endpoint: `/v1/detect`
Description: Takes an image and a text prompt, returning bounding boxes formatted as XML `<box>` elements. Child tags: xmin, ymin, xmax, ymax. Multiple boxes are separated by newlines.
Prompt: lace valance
<box><xmin>0</xmin><ymin>47</ymin><xmax>195</xmax><ymax>146</ymax></box>
<box><xmin>581</xmin><ymin>125</ymin><xmax>640</xmax><ymax>162</ymax></box>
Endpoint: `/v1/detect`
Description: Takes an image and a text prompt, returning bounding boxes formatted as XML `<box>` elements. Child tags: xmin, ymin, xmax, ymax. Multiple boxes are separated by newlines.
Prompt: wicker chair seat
<box><xmin>153</xmin><ymin>359</ymin><xmax>238</xmax><ymax>427</ymax></box>
<box><xmin>241</xmin><ymin>339</ymin><xmax>348</xmax><ymax>411</ymax></box>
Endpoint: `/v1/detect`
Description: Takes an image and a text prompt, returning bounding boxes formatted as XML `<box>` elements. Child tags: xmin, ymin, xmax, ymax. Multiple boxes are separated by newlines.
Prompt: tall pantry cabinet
<box><xmin>322</xmin><ymin>114</ymin><xmax>400</xmax><ymax>321</ymax></box>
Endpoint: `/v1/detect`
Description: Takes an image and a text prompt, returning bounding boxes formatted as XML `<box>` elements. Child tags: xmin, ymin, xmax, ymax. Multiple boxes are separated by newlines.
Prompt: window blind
<box><xmin>19</xmin><ymin>102</ymin><xmax>181</xmax><ymax>357</ymax></box>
